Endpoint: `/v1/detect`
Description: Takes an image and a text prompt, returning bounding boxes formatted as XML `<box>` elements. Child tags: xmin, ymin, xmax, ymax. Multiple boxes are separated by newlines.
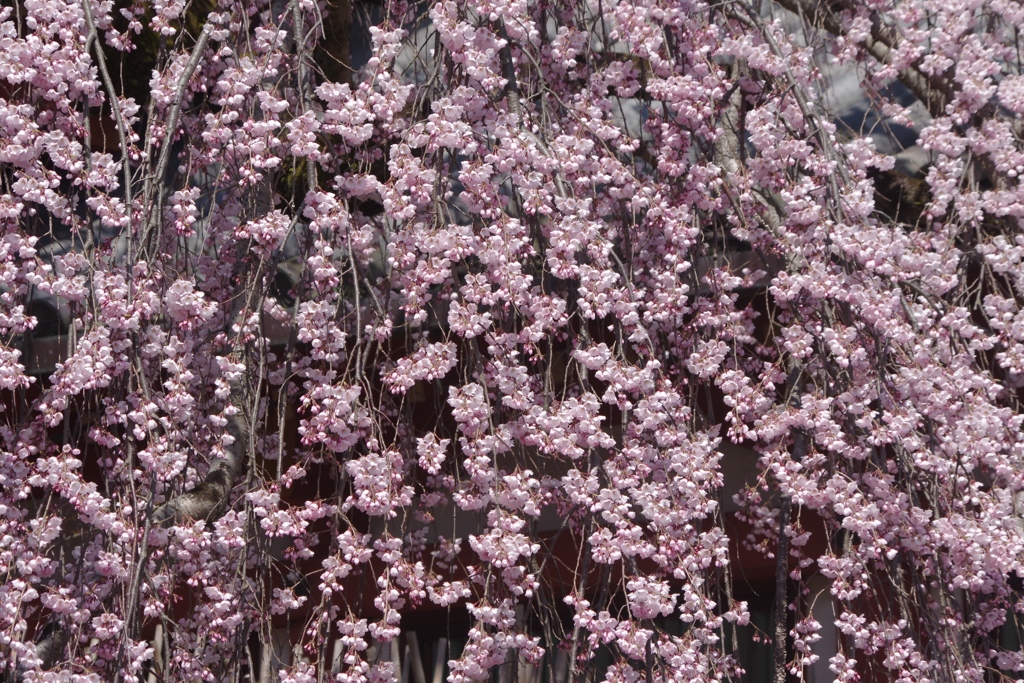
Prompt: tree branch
<box><xmin>140</xmin><ymin>22</ymin><xmax>213</xmax><ymax>260</ymax></box>
<box><xmin>152</xmin><ymin>407</ymin><xmax>248</xmax><ymax>526</ymax></box>
<box><xmin>772</xmin><ymin>0</ymin><xmax>949</xmax><ymax>117</ymax></box>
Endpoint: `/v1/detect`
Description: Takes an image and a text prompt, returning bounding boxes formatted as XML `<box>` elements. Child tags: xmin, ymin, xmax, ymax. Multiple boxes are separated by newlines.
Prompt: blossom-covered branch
<box><xmin>0</xmin><ymin>0</ymin><xmax>1022</xmax><ymax>681</ymax></box>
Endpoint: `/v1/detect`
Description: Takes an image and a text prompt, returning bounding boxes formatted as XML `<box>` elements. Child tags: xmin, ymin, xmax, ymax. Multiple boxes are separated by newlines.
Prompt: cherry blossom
<box><xmin>0</xmin><ymin>0</ymin><xmax>1023</xmax><ymax>681</ymax></box>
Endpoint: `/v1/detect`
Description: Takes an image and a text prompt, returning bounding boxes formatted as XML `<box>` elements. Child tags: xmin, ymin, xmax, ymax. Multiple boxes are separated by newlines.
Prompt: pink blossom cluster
<box><xmin>0</xmin><ymin>0</ymin><xmax>1022</xmax><ymax>681</ymax></box>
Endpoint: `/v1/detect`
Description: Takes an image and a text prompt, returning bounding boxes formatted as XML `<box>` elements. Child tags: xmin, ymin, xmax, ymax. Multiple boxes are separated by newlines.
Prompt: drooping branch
<box><xmin>80</xmin><ymin>0</ymin><xmax>133</xmax><ymax>210</ymax></box>
<box><xmin>138</xmin><ymin>21</ymin><xmax>213</xmax><ymax>261</ymax></box>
